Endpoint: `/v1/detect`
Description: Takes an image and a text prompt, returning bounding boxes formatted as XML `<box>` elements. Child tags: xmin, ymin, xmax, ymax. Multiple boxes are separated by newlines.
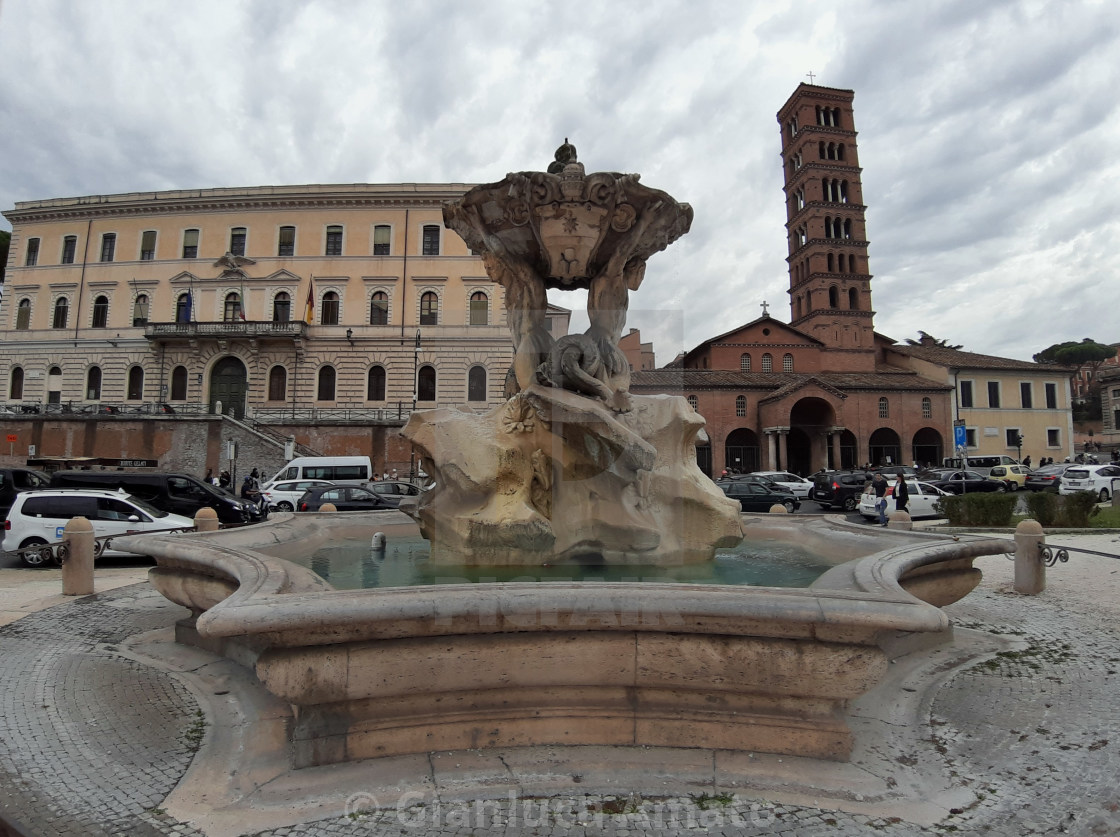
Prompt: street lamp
<box><xmin>410</xmin><ymin>329</ymin><xmax>421</xmax><ymax>480</ymax></box>
<box><xmin>345</xmin><ymin>327</ymin><xmax>354</xmax><ymax>346</ymax></box>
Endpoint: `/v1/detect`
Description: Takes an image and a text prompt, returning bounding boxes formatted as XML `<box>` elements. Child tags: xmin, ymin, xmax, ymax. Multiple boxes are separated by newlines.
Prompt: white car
<box><xmin>259</xmin><ymin>479</ymin><xmax>335</xmax><ymax>512</ymax></box>
<box><xmin>751</xmin><ymin>471</ymin><xmax>813</xmax><ymax>498</ymax></box>
<box><xmin>857</xmin><ymin>480</ymin><xmax>952</xmax><ymax>520</ymax></box>
<box><xmin>1058</xmin><ymin>464</ymin><xmax>1120</xmax><ymax>501</ymax></box>
<box><xmin>2</xmin><ymin>488</ymin><xmax>194</xmax><ymax>567</ymax></box>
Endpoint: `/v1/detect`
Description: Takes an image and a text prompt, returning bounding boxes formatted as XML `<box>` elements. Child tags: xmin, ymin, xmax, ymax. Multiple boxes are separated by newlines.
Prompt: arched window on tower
<box><xmin>740</xmin><ymin>353</ymin><xmax>751</xmax><ymax>371</ymax></box>
<box><xmin>848</xmin><ymin>287</ymin><xmax>858</xmax><ymax>309</ymax></box>
<box><xmin>761</xmin><ymin>354</ymin><xmax>773</xmax><ymax>373</ymax></box>
<box><xmin>843</xmin><ymin>219</ymin><xmax>852</xmax><ymax>239</ymax></box>
<box><xmin>827</xmin><ymin>252</ymin><xmax>834</xmax><ymax>272</ymax></box>
<box><xmin>838</xmin><ymin>143</ymin><xmax>846</xmax><ymax>161</ymax></box>
<box><xmin>829</xmin><ymin>286</ymin><xmax>839</xmax><ymax>308</ymax></box>
<box><xmin>879</xmin><ymin>397</ymin><xmax>889</xmax><ymax>419</ymax></box>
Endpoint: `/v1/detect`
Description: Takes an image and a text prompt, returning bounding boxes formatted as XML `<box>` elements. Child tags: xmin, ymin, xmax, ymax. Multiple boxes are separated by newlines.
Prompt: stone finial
<box><xmin>547</xmin><ymin>138</ymin><xmax>578</xmax><ymax>174</ymax></box>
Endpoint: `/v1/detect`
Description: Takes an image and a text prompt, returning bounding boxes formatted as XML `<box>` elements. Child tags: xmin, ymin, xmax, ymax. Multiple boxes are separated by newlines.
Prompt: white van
<box><xmin>940</xmin><ymin>454</ymin><xmax>1019</xmax><ymax>476</ymax></box>
<box><xmin>267</xmin><ymin>456</ymin><xmax>373</xmax><ymax>487</ymax></box>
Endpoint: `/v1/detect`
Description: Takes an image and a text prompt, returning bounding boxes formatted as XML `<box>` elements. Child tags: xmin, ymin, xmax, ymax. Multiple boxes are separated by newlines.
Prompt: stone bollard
<box><xmin>61</xmin><ymin>516</ymin><xmax>95</xmax><ymax>596</ymax></box>
<box><xmin>768</xmin><ymin>504</ymin><xmax>788</xmax><ymax>514</ymax></box>
<box><xmin>887</xmin><ymin>510</ymin><xmax>913</xmax><ymax>530</ymax></box>
<box><xmin>1014</xmin><ymin>518</ymin><xmax>1046</xmax><ymax>595</ymax></box>
<box><xmin>194</xmin><ymin>508</ymin><xmax>220</xmax><ymax>533</ymax></box>
<box><xmin>320</xmin><ymin>503</ymin><xmax>338</xmax><ymax>512</ymax></box>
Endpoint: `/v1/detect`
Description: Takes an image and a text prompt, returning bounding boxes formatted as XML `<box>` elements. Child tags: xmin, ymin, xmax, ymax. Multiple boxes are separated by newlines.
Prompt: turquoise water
<box><xmin>293</xmin><ymin>536</ymin><xmax>831</xmax><ymax>590</ymax></box>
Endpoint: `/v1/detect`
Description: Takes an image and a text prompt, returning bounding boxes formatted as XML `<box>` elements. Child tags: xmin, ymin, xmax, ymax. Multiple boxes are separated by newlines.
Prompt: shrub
<box><xmin>935</xmin><ymin>492</ymin><xmax>1018</xmax><ymax>526</ymax></box>
<box><xmin>1023</xmin><ymin>490</ymin><xmax>1099</xmax><ymax>528</ymax></box>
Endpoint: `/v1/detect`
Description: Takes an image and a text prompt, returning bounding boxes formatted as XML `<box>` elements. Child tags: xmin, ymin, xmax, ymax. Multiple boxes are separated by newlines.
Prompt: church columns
<box><xmin>764</xmin><ymin>427</ymin><xmax>790</xmax><ymax>470</ymax></box>
<box><xmin>778</xmin><ymin>430</ymin><xmax>789</xmax><ymax>472</ymax></box>
<box><xmin>828</xmin><ymin>427</ymin><xmax>844</xmax><ymax>470</ymax></box>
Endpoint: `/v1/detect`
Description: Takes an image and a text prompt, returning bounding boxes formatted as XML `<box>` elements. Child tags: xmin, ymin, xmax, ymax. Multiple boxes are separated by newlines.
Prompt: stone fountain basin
<box><xmin>120</xmin><ymin>513</ymin><xmax>1010</xmax><ymax>768</ymax></box>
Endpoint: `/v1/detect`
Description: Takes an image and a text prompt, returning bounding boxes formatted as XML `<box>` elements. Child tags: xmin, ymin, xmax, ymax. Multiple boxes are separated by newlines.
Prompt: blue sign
<box><xmin>953</xmin><ymin>424</ymin><xmax>968</xmax><ymax>449</ymax></box>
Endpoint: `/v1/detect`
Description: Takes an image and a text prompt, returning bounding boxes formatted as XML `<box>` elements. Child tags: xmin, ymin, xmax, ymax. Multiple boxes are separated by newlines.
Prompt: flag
<box><xmin>304</xmin><ymin>277</ymin><xmax>315</xmax><ymax>324</ymax></box>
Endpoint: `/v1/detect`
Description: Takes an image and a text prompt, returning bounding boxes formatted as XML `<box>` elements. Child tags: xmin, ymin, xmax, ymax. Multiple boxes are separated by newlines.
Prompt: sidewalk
<box><xmin>2</xmin><ymin>534</ymin><xmax>1120</xmax><ymax>836</ymax></box>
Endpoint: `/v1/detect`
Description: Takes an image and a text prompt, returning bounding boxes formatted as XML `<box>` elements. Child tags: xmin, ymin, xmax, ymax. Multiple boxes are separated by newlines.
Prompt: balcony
<box><xmin>144</xmin><ymin>320</ymin><xmax>307</xmax><ymax>342</ymax></box>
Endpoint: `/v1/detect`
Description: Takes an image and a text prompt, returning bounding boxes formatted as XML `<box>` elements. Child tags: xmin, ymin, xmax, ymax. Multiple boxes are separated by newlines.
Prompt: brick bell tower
<box><xmin>777</xmin><ymin>83</ymin><xmax>876</xmax><ymax>371</ymax></box>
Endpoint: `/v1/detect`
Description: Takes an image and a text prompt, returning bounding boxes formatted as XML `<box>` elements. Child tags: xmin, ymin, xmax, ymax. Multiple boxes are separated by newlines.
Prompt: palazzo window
<box><xmin>321</xmin><ymin>291</ymin><xmax>340</xmax><ymax>325</ymax></box>
<box><xmin>272</xmin><ymin>292</ymin><xmax>291</xmax><ymax>323</ymax></box>
<box><xmin>99</xmin><ymin>233</ymin><xmax>116</xmax><ymax>262</ymax></box>
<box><xmin>229</xmin><ymin>227</ymin><xmax>246</xmax><ymax>257</ymax></box>
<box><xmin>53</xmin><ymin>297</ymin><xmax>69</xmax><ymax>329</ymax></box>
<box><xmin>325</xmin><ymin>225</ymin><xmax>343</xmax><ymax>256</ymax></box>
<box><xmin>317</xmin><ymin>366</ymin><xmax>336</xmax><ymax>401</ymax></box>
<box><xmin>223</xmin><ymin>292</ymin><xmax>243</xmax><ymax>322</ymax></box>
<box><xmin>140</xmin><ymin>230</ymin><xmax>156</xmax><ymax>260</ymax></box>
<box><xmin>960</xmin><ymin>380</ymin><xmax>974</xmax><ymax>408</ymax></box>
<box><xmin>170</xmin><ymin>366</ymin><xmax>188</xmax><ymax>400</ymax></box>
<box><xmin>1045</xmin><ymin>383</ymin><xmax>1058</xmax><ymax>409</ymax></box>
<box><xmin>468</xmin><ymin>366</ymin><xmax>487</xmax><ymax>401</ymax></box>
<box><xmin>9</xmin><ymin>367</ymin><xmax>24</xmax><ymax>400</ymax></box>
<box><xmin>373</xmin><ymin>225</ymin><xmax>391</xmax><ymax>255</ymax></box>
<box><xmin>369</xmin><ymin>291</ymin><xmax>389</xmax><ymax>325</ymax></box>
<box><xmin>133</xmin><ymin>295</ymin><xmax>149</xmax><ymax>327</ymax></box>
<box><xmin>367</xmin><ymin>366</ymin><xmax>386</xmax><ymax>401</ymax></box>
<box><xmin>91</xmin><ymin>295</ymin><xmax>109</xmax><ymax>328</ymax></box>
<box><xmin>417</xmin><ymin>365</ymin><xmax>436</xmax><ymax>401</ymax></box>
<box><xmin>987</xmin><ymin>381</ymin><xmax>1001</xmax><ymax>409</ymax></box>
<box><xmin>1020</xmin><ymin>382</ymin><xmax>1033</xmax><ymax>409</ymax></box>
<box><xmin>61</xmin><ymin>236</ymin><xmax>77</xmax><ymax>264</ymax></box>
<box><xmin>182</xmin><ymin>229</ymin><xmax>199</xmax><ymax>259</ymax></box>
<box><xmin>15</xmin><ymin>299</ymin><xmax>31</xmax><ymax>330</ymax></box>
<box><xmin>469</xmin><ymin>291</ymin><xmax>488</xmax><ymax>325</ymax></box>
<box><xmin>420</xmin><ymin>291</ymin><xmax>438</xmax><ymax>326</ymax></box>
<box><xmin>86</xmin><ymin>366</ymin><xmax>102</xmax><ymax>400</ymax></box>
<box><xmin>277</xmin><ymin>226</ymin><xmax>295</xmax><ymax>257</ymax></box>
<box><xmin>268</xmin><ymin>366</ymin><xmax>287</xmax><ymax>401</ymax></box>
<box><xmin>126</xmin><ymin>367</ymin><xmax>144</xmax><ymax>400</ymax></box>
<box><xmin>25</xmin><ymin>237</ymin><xmax>40</xmax><ymax>266</ymax></box>
<box><xmin>421</xmin><ymin>225</ymin><xmax>440</xmax><ymax>256</ymax></box>
<box><xmin>175</xmin><ymin>292</ymin><xmax>192</xmax><ymax>324</ymax></box>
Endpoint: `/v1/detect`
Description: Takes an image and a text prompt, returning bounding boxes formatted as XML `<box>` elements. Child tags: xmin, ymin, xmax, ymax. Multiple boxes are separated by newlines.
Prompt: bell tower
<box><xmin>777</xmin><ymin>84</ymin><xmax>876</xmax><ymax>370</ymax></box>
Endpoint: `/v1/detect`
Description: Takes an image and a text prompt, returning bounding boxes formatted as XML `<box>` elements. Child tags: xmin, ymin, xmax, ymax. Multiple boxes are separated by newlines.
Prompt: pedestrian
<box><xmin>204</xmin><ymin>467</ymin><xmax>213</xmax><ymax>485</ymax></box>
<box><xmin>219</xmin><ymin>470</ymin><xmax>231</xmax><ymax>488</ymax></box>
<box><xmin>872</xmin><ymin>473</ymin><xmax>889</xmax><ymax>526</ymax></box>
<box><xmin>894</xmin><ymin>476</ymin><xmax>910</xmax><ymax>514</ymax></box>
<box><xmin>1022</xmin><ymin>455</ymin><xmax>1031</xmax><ymax>469</ymax></box>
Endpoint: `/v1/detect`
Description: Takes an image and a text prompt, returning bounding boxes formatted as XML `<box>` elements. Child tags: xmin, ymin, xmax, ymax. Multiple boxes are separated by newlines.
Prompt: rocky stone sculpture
<box><xmin>403</xmin><ymin>144</ymin><xmax>741</xmax><ymax>565</ymax></box>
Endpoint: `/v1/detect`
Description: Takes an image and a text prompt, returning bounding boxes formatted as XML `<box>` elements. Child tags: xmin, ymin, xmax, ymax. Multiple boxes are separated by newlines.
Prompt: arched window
<box><xmin>837</xmin><ymin>143</ymin><xmax>845</xmax><ymax>161</ymax></box>
<box><xmin>273</xmin><ymin>291</ymin><xmax>291</xmax><ymax>323</ymax></box>
<box><xmin>827</xmin><ymin>252</ymin><xmax>834</xmax><ymax>272</ymax></box>
<box><xmin>91</xmin><ymin>295</ymin><xmax>109</xmax><ymax>328</ymax></box>
<box><xmin>86</xmin><ymin>366</ymin><xmax>102</xmax><ymax>400</ymax></box>
<box><xmin>367</xmin><ymin>365</ymin><xmax>386</xmax><ymax>401</ymax></box>
<box><xmin>740</xmin><ymin>353</ymin><xmax>751</xmax><ymax>372</ymax></box>
<box><xmin>761</xmin><ymin>353</ymin><xmax>773</xmax><ymax>373</ymax></box>
<box><xmin>369</xmin><ymin>291</ymin><xmax>389</xmax><ymax>325</ymax></box>
<box><xmin>317</xmin><ymin>366</ymin><xmax>336</xmax><ymax>401</ymax></box>
<box><xmin>687</xmin><ymin>395</ymin><xmax>698</xmax><ymax>410</ymax></box>
<box><xmin>9</xmin><ymin>367</ymin><xmax>24</xmax><ymax>400</ymax></box>
<box><xmin>848</xmin><ymin>287</ymin><xmax>858</xmax><ymax>309</ymax></box>
<box><xmin>417</xmin><ymin>365</ymin><xmax>436</xmax><ymax>402</ymax></box>
<box><xmin>922</xmin><ymin>397</ymin><xmax>933</xmax><ymax>419</ymax></box>
<box><xmin>783</xmin><ymin>353</ymin><xmax>794</xmax><ymax>372</ymax></box>
<box><xmin>879</xmin><ymin>397</ymin><xmax>889</xmax><ymax>419</ymax></box>
<box><xmin>170</xmin><ymin>366</ymin><xmax>188</xmax><ymax>400</ymax></box>
<box><xmin>53</xmin><ymin>297</ymin><xmax>69</xmax><ymax>329</ymax></box>
<box><xmin>47</xmin><ymin>366</ymin><xmax>62</xmax><ymax>405</ymax></box>
<box><xmin>268</xmin><ymin>366</ymin><xmax>287</xmax><ymax>401</ymax></box>
<box><xmin>223</xmin><ymin>292</ymin><xmax>242</xmax><ymax>322</ymax></box>
<box><xmin>843</xmin><ymin>218</ymin><xmax>852</xmax><ymax>239</ymax></box>
<box><xmin>176</xmin><ymin>292</ymin><xmax>192</xmax><ymax>323</ymax></box>
<box><xmin>467</xmin><ymin>365</ymin><xmax>487</xmax><ymax>401</ymax></box>
<box><xmin>133</xmin><ymin>294</ymin><xmax>149</xmax><ymax>327</ymax></box>
<box><xmin>321</xmin><ymin>291</ymin><xmax>339</xmax><ymax>325</ymax></box>
<box><xmin>16</xmin><ymin>299</ymin><xmax>31</xmax><ymax>330</ymax></box>
<box><xmin>735</xmin><ymin>395</ymin><xmax>746</xmax><ymax>417</ymax></box>
<box><xmin>126</xmin><ymin>366</ymin><xmax>144</xmax><ymax>400</ymax></box>
<box><xmin>469</xmin><ymin>291</ymin><xmax>488</xmax><ymax>326</ymax></box>
<box><xmin>829</xmin><ymin>285</ymin><xmax>839</xmax><ymax>307</ymax></box>
<box><xmin>420</xmin><ymin>291</ymin><xmax>438</xmax><ymax>326</ymax></box>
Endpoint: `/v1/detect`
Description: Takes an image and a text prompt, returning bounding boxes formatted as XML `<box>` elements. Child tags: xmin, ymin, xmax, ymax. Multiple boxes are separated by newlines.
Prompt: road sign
<box><xmin>5</xmin><ymin>434</ymin><xmax>16</xmax><ymax>443</ymax></box>
<box><xmin>953</xmin><ymin>424</ymin><xmax>968</xmax><ymax>449</ymax></box>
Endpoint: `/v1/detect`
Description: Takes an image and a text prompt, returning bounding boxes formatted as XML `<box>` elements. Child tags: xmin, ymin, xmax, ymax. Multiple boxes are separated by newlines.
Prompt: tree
<box><xmin>0</xmin><ymin>229</ymin><xmax>9</xmax><ymax>285</ymax></box>
<box><xmin>905</xmin><ymin>331</ymin><xmax>963</xmax><ymax>349</ymax></box>
<box><xmin>1035</xmin><ymin>338</ymin><xmax>1117</xmax><ymax>422</ymax></box>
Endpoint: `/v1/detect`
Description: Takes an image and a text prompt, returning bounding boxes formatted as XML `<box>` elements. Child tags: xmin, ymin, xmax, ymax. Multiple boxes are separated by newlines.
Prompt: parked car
<box><xmin>50</xmin><ymin>470</ymin><xmax>255</xmax><ymax>524</ymax></box>
<box><xmin>1058</xmin><ymin>464</ymin><xmax>1120</xmax><ymax>501</ymax></box>
<box><xmin>296</xmin><ymin>485</ymin><xmax>396</xmax><ymax>512</ymax></box>
<box><xmin>0</xmin><ymin>467</ymin><xmax>52</xmax><ymax>521</ymax></box>
<box><xmin>751</xmin><ymin>471</ymin><xmax>813</xmax><ymax>498</ymax></box>
<box><xmin>367</xmin><ymin>480</ymin><xmax>427</xmax><ymax>508</ymax></box>
<box><xmin>260</xmin><ymin>479</ymin><xmax>335</xmax><ymax>512</ymax></box>
<box><xmin>716</xmin><ymin>480</ymin><xmax>800</xmax><ymax>513</ymax></box>
<box><xmin>1024</xmin><ymin>463</ymin><xmax>1073</xmax><ymax>492</ymax></box>
<box><xmin>917</xmin><ymin>469</ymin><xmax>1007</xmax><ymax>494</ymax></box>
<box><xmin>857</xmin><ymin>480</ymin><xmax>952</xmax><ymax>520</ymax></box>
<box><xmin>2</xmin><ymin>488</ymin><xmax>194</xmax><ymax>567</ymax></box>
<box><xmin>810</xmin><ymin>469</ymin><xmax>872</xmax><ymax>511</ymax></box>
<box><xmin>988</xmin><ymin>464</ymin><xmax>1032</xmax><ymax>491</ymax></box>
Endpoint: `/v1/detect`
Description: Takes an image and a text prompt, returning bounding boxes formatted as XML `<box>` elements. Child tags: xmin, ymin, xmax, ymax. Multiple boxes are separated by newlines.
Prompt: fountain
<box><xmin>123</xmin><ymin>147</ymin><xmax>1012</xmax><ymax>780</ymax></box>
<box><xmin>405</xmin><ymin>140</ymin><xmax>741</xmax><ymax>566</ymax></box>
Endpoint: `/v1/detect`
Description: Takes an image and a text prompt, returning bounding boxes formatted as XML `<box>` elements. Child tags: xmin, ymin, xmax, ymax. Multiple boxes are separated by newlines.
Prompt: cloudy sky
<box><xmin>2</xmin><ymin>0</ymin><xmax>1117</xmax><ymax>363</ymax></box>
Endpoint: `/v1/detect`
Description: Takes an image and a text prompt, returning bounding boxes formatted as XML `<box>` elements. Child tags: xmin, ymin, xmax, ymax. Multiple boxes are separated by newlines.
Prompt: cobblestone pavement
<box><xmin>2</xmin><ymin>536</ymin><xmax>1120</xmax><ymax>836</ymax></box>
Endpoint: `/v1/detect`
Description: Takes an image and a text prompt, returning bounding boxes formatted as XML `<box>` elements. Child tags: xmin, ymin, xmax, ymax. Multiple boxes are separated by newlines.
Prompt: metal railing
<box><xmin>0</xmin><ymin>401</ymin><xmax>210</xmax><ymax>416</ymax></box>
<box><xmin>144</xmin><ymin>320</ymin><xmax>307</xmax><ymax>340</ymax></box>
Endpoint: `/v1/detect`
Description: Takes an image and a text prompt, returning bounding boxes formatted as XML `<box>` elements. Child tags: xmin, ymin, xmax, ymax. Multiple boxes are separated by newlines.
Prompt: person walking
<box><xmin>894</xmin><ymin>476</ymin><xmax>910</xmax><ymax>515</ymax></box>
<box><xmin>872</xmin><ymin>472</ymin><xmax>889</xmax><ymax>526</ymax></box>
